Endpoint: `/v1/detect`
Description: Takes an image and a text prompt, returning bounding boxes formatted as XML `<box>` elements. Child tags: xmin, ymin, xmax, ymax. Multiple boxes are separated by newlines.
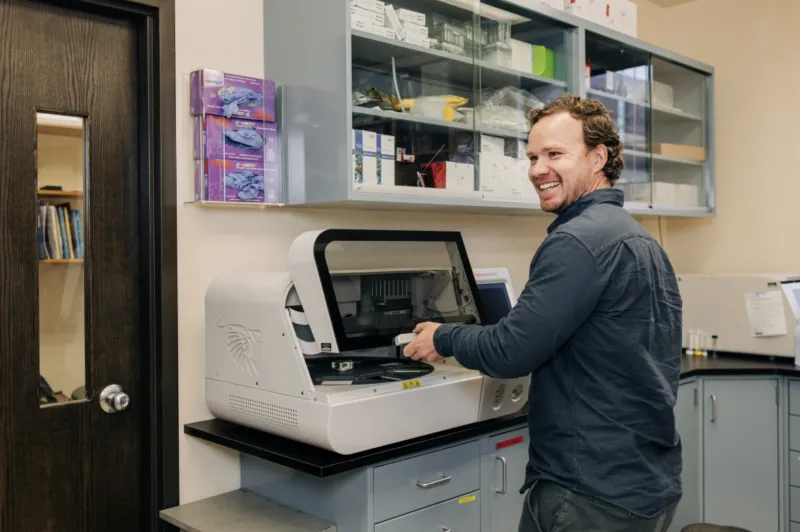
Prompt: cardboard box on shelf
<box><xmin>653</xmin><ymin>143</ymin><xmax>706</xmax><ymax>161</ymax></box>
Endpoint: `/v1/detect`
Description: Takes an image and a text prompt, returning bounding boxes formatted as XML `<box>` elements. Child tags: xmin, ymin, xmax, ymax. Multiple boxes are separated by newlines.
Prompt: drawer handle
<box><xmin>709</xmin><ymin>394</ymin><xmax>717</xmax><ymax>423</ymax></box>
<box><xmin>493</xmin><ymin>455</ymin><xmax>507</xmax><ymax>494</ymax></box>
<box><xmin>440</xmin><ymin>528</ymin><xmax>452</xmax><ymax>532</ymax></box>
<box><xmin>415</xmin><ymin>474</ymin><xmax>452</xmax><ymax>488</ymax></box>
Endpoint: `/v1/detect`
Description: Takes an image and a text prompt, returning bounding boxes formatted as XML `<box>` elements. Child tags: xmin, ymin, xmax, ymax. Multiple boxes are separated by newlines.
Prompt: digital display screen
<box><xmin>477</xmin><ymin>282</ymin><xmax>513</xmax><ymax>325</ymax></box>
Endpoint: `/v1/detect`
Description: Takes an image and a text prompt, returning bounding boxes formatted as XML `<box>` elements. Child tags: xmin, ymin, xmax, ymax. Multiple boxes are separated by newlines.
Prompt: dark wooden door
<box><xmin>0</xmin><ymin>0</ymin><xmax>145</xmax><ymax>530</ymax></box>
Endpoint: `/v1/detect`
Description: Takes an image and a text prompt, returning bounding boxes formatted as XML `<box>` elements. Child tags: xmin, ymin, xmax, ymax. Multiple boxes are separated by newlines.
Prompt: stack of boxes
<box><xmin>510</xmin><ymin>40</ymin><xmax>555</xmax><ymax>79</ymax></box>
<box><xmin>191</xmin><ymin>69</ymin><xmax>279</xmax><ymax>204</ymax></box>
<box><xmin>433</xmin><ymin>133</ymin><xmax>536</xmax><ymax>201</ymax></box>
<box><xmin>475</xmin><ymin>135</ymin><xmax>536</xmax><ymax>201</ymax></box>
<box><xmin>352</xmin><ymin>129</ymin><xmax>395</xmax><ymax>187</ymax></box>
<box><xmin>350</xmin><ymin>0</ymin><xmax>430</xmax><ymax>48</ymax></box>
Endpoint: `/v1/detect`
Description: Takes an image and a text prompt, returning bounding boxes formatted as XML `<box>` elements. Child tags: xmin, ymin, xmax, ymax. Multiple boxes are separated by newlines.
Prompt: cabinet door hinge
<box><xmin>776</xmin><ymin>383</ymin><xmax>780</xmax><ymax>405</ymax></box>
<box><xmin>693</xmin><ymin>387</ymin><xmax>698</xmax><ymax>407</ymax></box>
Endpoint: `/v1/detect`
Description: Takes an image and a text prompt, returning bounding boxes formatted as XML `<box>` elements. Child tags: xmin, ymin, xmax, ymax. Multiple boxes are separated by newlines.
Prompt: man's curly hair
<box><xmin>526</xmin><ymin>94</ymin><xmax>624</xmax><ymax>185</ymax></box>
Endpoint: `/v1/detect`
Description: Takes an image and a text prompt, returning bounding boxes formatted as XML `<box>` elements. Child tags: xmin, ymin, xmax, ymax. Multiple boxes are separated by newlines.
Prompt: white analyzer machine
<box><xmin>205</xmin><ymin>229</ymin><xmax>530</xmax><ymax>454</ymax></box>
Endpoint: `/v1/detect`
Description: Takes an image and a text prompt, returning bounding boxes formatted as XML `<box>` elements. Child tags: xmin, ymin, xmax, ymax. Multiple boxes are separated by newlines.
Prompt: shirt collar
<box><xmin>547</xmin><ymin>188</ymin><xmax>624</xmax><ymax>234</ymax></box>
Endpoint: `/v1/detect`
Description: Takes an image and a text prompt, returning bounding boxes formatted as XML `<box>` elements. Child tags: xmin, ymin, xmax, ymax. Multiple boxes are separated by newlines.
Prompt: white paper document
<box><xmin>744</xmin><ymin>291</ymin><xmax>787</xmax><ymax>337</ymax></box>
<box><xmin>780</xmin><ymin>282</ymin><xmax>800</xmax><ymax>320</ymax></box>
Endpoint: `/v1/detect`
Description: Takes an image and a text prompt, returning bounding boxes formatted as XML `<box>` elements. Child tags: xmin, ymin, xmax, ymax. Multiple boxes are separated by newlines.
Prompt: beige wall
<box><xmin>636</xmin><ymin>0</ymin><xmax>800</xmax><ymax>274</ymax></box>
<box><xmin>173</xmin><ymin>0</ymin><xmax>718</xmax><ymax>504</ymax></box>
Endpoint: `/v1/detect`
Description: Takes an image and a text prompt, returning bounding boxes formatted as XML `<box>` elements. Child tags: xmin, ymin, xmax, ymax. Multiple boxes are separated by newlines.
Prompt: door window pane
<box><xmin>36</xmin><ymin>112</ymin><xmax>87</xmax><ymax>407</ymax></box>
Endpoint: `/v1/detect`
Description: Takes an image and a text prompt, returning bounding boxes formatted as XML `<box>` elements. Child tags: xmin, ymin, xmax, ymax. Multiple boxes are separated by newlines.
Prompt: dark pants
<box><xmin>518</xmin><ymin>480</ymin><xmax>678</xmax><ymax>532</ymax></box>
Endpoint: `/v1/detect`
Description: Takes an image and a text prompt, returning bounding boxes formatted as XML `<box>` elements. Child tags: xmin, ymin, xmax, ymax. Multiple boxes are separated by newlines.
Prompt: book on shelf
<box><xmin>37</xmin><ymin>200</ymin><xmax>84</xmax><ymax>260</ymax></box>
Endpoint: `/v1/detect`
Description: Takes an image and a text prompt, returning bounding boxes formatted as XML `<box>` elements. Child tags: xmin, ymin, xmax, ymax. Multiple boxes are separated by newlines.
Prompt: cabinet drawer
<box><xmin>790</xmin><ymin>380</ymin><xmax>800</xmax><ymax>415</ymax></box>
<box><xmin>792</xmin><ymin>416</ymin><xmax>800</xmax><ymax>451</ymax></box>
<box><xmin>792</xmin><ymin>487</ymin><xmax>800</xmax><ymax>522</ymax></box>
<box><xmin>374</xmin><ymin>491</ymin><xmax>480</xmax><ymax>532</ymax></box>
<box><xmin>793</xmin><ymin>522</ymin><xmax>800</xmax><ymax>532</ymax></box>
<box><xmin>373</xmin><ymin>441</ymin><xmax>480</xmax><ymax>523</ymax></box>
<box><xmin>792</xmin><ymin>452</ymin><xmax>800</xmax><ymax>487</ymax></box>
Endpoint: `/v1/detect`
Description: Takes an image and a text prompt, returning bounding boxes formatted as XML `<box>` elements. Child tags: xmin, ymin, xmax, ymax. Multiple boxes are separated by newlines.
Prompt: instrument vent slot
<box><xmin>229</xmin><ymin>394</ymin><xmax>299</xmax><ymax>432</ymax></box>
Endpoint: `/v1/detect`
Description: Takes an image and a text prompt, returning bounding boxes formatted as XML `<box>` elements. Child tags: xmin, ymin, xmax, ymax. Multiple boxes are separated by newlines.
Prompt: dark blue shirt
<box><xmin>434</xmin><ymin>188</ymin><xmax>683</xmax><ymax>518</ymax></box>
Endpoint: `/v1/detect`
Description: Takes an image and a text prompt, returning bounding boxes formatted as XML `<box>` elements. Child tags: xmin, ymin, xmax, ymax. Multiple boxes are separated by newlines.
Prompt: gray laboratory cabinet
<box><xmin>242</xmin><ymin>425</ymin><xmax>531</xmax><ymax>532</ymax></box>
<box><xmin>671</xmin><ymin>376</ymin><xmax>781</xmax><ymax>532</ymax></box>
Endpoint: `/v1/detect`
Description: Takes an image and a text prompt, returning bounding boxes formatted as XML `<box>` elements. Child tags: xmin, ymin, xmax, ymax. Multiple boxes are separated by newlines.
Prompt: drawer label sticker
<box><xmin>458</xmin><ymin>495</ymin><xmax>476</xmax><ymax>504</ymax></box>
<box><xmin>402</xmin><ymin>379</ymin><xmax>421</xmax><ymax>390</ymax></box>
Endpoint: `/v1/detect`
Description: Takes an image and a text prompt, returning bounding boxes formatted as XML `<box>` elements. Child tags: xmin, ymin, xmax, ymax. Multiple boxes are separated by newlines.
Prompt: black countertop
<box><xmin>185</xmin><ymin>410</ymin><xmax>528</xmax><ymax>477</ymax></box>
<box><xmin>679</xmin><ymin>351</ymin><xmax>799</xmax><ymax>377</ymax></box>
<box><xmin>185</xmin><ymin>353</ymin><xmax>800</xmax><ymax>477</ymax></box>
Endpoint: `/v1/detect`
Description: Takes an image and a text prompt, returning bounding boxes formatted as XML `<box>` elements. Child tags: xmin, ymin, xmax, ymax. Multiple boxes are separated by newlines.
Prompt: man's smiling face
<box><xmin>527</xmin><ymin>111</ymin><xmax>610</xmax><ymax>213</ymax></box>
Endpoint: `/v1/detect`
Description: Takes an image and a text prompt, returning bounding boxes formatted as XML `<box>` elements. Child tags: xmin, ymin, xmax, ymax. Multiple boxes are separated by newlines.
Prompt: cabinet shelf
<box><xmin>40</xmin><ymin>259</ymin><xmax>83</xmax><ymax>264</ymax></box>
<box><xmin>38</xmin><ymin>190</ymin><xmax>84</xmax><ymax>198</ymax></box>
<box><xmin>353</xmin><ymin>106</ymin><xmax>527</xmax><ymax>140</ymax></box>
<box><xmin>351</xmin><ymin>30</ymin><xmax>566</xmax><ymax>91</ymax></box>
<box><xmin>36</xmin><ymin>113</ymin><xmax>84</xmax><ymax>137</ymax></box>
<box><xmin>625</xmin><ymin>150</ymin><xmax>705</xmax><ymax>167</ymax></box>
<box><xmin>587</xmin><ymin>89</ymin><xmax>703</xmax><ymax>122</ymax></box>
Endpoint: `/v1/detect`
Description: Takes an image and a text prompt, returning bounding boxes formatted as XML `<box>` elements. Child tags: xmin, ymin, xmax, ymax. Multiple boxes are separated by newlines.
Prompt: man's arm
<box><xmin>433</xmin><ymin>232</ymin><xmax>604</xmax><ymax>378</ymax></box>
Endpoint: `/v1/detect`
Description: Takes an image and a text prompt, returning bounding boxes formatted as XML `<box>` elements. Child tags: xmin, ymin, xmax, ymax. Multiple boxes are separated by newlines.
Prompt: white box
<box><xmin>355</xmin><ymin>0</ymin><xmax>384</xmax><ymax>14</ymax></box>
<box><xmin>353</xmin><ymin>130</ymin><xmax>379</xmax><ymax>186</ymax></box>
<box><xmin>362</xmin><ymin>131</ymin><xmax>378</xmax><ymax>186</ymax></box>
<box><xmin>508</xmin><ymin>159</ymin><xmax>529</xmax><ymax>198</ymax></box>
<box><xmin>350</xmin><ymin>12</ymin><xmax>373</xmax><ymax>32</ymax></box>
<box><xmin>405</xmin><ymin>34</ymin><xmax>430</xmax><ymax>48</ymax></box>
<box><xmin>452</xmin><ymin>162</ymin><xmax>475</xmax><ymax>192</ymax></box>
<box><xmin>369</xmin><ymin>26</ymin><xmax>396</xmax><ymax>40</ymax></box>
<box><xmin>433</xmin><ymin>161</ymin><xmax>475</xmax><ymax>192</ymax></box>
<box><xmin>378</xmin><ymin>134</ymin><xmax>395</xmax><ymax>186</ymax></box>
<box><xmin>510</xmin><ymin>39</ymin><xmax>533</xmax><ymax>74</ymax></box>
<box><xmin>395</xmin><ymin>8</ymin><xmax>425</xmax><ymax>26</ymax></box>
<box><xmin>383</xmin><ymin>4</ymin><xmax>406</xmax><ymax>40</ymax></box>
<box><xmin>351</xmin><ymin>6</ymin><xmax>384</xmax><ymax>27</ymax></box>
<box><xmin>478</xmin><ymin>153</ymin><xmax>511</xmax><ymax>196</ymax></box>
<box><xmin>402</xmin><ymin>21</ymin><xmax>427</xmax><ymax>38</ymax></box>
<box><xmin>480</xmin><ymin>134</ymin><xmax>506</xmax><ymax>155</ymax></box>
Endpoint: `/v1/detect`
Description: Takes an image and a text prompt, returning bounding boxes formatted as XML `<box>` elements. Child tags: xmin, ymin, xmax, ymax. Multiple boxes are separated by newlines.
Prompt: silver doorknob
<box><xmin>100</xmin><ymin>384</ymin><xmax>130</xmax><ymax>413</ymax></box>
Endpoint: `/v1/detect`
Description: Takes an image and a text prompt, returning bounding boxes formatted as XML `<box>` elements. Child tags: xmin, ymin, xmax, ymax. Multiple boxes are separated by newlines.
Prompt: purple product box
<box><xmin>195</xmin><ymin>159</ymin><xmax>280</xmax><ymax>204</ymax></box>
<box><xmin>190</xmin><ymin>68</ymin><xmax>276</xmax><ymax>121</ymax></box>
<box><xmin>194</xmin><ymin>115</ymin><xmax>277</xmax><ymax>163</ymax></box>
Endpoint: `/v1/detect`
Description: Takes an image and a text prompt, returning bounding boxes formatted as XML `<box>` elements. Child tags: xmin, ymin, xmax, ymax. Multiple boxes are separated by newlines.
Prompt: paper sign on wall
<box><xmin>744</xmin><ymin>291</ymin><xmax>787</xmax><ymax>337</ymax></box>
<box><xmin>780</xmin><ymin>282</ymin><xmax>800</xmax><ymax>320</ymax></box>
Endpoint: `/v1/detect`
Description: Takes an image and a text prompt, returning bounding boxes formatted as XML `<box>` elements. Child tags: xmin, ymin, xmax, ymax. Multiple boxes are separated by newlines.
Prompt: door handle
<box><xmin>709</xmin><ymin>394</ymin><xmax>716</xmax><ymax>423</ymax></box>
<box><xmin>415</xmin><ymin>474</ymin><xmax>451</xmax><ymax>488</ymax></box>
<box><xmin>100</xmin><ymin>384</ymin><xmax>130</xmax><ymax>413</ymax></box>
<box><xmin>493</xmin><ymin>455</ymin><xmax>507</xmax><ymax>494</ymax></box>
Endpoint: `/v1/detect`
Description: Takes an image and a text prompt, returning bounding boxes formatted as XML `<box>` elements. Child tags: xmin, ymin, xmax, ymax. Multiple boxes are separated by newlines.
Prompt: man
<box><xmin>404</xmin><ymin>94</ymin><xmax>683</xmax><ymax>532</ymax></box>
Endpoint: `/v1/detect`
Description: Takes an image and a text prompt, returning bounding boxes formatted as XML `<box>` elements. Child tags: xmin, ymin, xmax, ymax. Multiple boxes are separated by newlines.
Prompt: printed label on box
<box><xmin>190</xmin><ymin>68</ymin><xmax>276</xmax><ymax>121</ymax></box>
<box><xmin>195</xmin><ymin>115</ymin><xmax>277</xmax><ymax>162</ymax></box>
<box><xmin>199</xmin><ymin>159</ymin><xmax>279</xmax><ymax>203</ymax></box>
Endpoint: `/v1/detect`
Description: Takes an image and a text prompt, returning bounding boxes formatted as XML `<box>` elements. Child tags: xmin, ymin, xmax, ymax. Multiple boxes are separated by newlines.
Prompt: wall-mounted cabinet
<box><xmin>265</xmin><ymin>0</ymin><xmax>714</xmax><ymax>217</ymax></box>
